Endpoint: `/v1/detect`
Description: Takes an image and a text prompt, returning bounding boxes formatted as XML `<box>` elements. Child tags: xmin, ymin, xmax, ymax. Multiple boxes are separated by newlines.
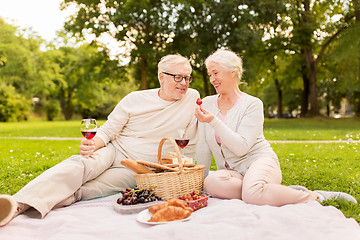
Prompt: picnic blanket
<box><xmin>1</xmin><ymin>194</ymin><xmax>359</xmax><ymax>240</ymax></box>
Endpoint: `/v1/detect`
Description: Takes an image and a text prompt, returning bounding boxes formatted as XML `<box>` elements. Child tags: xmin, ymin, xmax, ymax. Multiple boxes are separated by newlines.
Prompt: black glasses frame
<box><xmin>162</xmin><ymin>72</ymin><xmax>193</xmax><ymax>83</ymax></box>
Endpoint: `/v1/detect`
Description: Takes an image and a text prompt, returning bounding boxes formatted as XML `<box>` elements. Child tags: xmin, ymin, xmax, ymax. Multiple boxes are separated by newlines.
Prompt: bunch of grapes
<box><xmin>117</xmin><ymin>187</ymin><xmax>162</xmax><ymax>205</ymax></box>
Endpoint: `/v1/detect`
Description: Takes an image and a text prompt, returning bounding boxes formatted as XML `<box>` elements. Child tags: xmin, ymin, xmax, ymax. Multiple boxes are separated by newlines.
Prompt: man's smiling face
<box><xmin>158</xmin><ymin>63</ymin><xmax>192</xmax><ymax>101</ymax></box>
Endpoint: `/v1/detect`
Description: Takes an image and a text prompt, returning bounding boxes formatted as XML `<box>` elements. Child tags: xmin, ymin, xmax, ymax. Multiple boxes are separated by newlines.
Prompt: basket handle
<box><xmin>157</xmin><ymin>137</ymin><xmax>184</xmax><ymax>173</ymax></box>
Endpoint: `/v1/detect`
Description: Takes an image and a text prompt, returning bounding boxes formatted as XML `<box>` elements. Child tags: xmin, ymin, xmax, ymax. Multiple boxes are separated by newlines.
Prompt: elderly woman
<box><xmin>194</xmin><ymin>49</ymin><xmax>357</xmax><ymax>206</ymax></box>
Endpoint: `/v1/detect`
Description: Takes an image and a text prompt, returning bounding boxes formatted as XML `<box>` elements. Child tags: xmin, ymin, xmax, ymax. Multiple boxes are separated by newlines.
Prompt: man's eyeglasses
<box><xmin>162</xmin><ymin>72</ymin><xmax>193</xmax><ymax>83</ymax></box>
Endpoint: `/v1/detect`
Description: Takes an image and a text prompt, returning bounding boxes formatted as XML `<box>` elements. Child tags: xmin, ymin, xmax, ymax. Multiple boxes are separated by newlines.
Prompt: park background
<box><xmin>1</xmin><ymin>0</ymin><xmax>360</xmax><ymax>222</ymax></box>
<box><xmin>1</xmin><ymin>0</ymin><xmax>359</xmax><ymax>121</ymax></box>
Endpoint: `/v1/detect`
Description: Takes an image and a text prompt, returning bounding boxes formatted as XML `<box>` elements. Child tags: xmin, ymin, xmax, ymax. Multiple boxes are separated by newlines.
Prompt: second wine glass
<box><xmin>80</xmin><ymin>119</ymin><xmax>97</xmax><ymax>140</ymax></box>
<box><xmin>175</xmin><ymin>130</ymin><xmax>189</xmax><ymax>157</ymax></box>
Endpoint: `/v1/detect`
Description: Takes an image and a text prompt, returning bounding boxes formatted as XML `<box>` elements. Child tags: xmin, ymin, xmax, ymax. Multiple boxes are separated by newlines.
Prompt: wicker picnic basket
<box><xmin>136</xmin><ymin>137</ymin><xmax>205</xmax><ymax>200</ymax></box>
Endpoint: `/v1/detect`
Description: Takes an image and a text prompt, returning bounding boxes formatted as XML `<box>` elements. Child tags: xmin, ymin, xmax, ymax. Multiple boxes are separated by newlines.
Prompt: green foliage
<box><xmin>44</xmin><ymin>99</ymin><xmax>61</xmax><ymax>121</ymax></box>
<box><xmin>63</xmin><ymin>0</ymin><xmax>175</xmax><ymax>89</ymax></box>
<box><xmin>0</xmin><ymin>18</ymin><xmax>43</xmax><ymax>98</ymax></box>
<box><xmin>0</xmin><ymin>83</ymin><xmax>30</xmax><ymax>122</ymax></box>
<box><xmin>1</xmin><ymin>1</ymin><xmax>360</xmax><ymax>121</ymax></box>
<box><xmin>0</xmin><ymin>18</ymin><xmax>130</xmax><ymax>121</ymax></box>
<box><xmin>326</xmin><ymin>22</ymin><xmax>360</xmax><ymax>115</ymax></box>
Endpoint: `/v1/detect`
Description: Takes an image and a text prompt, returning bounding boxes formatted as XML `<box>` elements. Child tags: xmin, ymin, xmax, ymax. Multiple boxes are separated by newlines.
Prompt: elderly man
<box><xmin>0</xmin><ymin>54</ymin><xmax>199</xmax><ymax>226</ymax></box>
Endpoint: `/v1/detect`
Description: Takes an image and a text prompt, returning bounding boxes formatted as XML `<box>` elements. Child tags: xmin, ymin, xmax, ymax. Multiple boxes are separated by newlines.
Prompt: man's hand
<box><xmin>194</xmin><ymin>106</ymin><xmax>214</xmax><ymax>123</ymax></box>
<box><xmin>79</xmin><ymin>139</ymin><xmax>95</xmax><ymax>157</ymax></box>
<box><xmin>79</xmin><ymin>136</ymin><xmax>105</xmax><ymax>157</ymax></box>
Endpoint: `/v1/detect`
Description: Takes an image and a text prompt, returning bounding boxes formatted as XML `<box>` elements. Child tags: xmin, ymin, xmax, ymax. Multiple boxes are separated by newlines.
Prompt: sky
<box><xmin>0</xmin><ymin>0</ymin><xmax>127</xmax><ymax>61</ymax></box>
<box><xmin>0</xmin><ymin>0</ymin><xmax>75</xmax><ymax>41</ymax></box>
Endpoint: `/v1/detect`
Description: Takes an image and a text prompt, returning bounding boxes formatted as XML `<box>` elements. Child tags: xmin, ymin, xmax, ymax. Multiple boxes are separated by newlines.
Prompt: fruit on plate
<box><xmin>149</xmin><ymin>206</ymin><xmax>192</xmax><ymax>222</ymax></box>
<box><xmin>178</xmin><ymin>190</ymin><xmax>209</xmax><ymax>211</ymax></box>
<box><xmin>149</xmin><ymin>198</ymin><xmax>193</xmax><ymax>214</ymax></box>
<box><xmin>116</xmin><ymin>187</ymin><xmax>162</xmax><ymax>205</ymax></box>
<box><xmin>148</xmin><ymin>198</ymin><xmax>193</xmax><ymax>222</ymax></box>
<box><xmin>196</xmin><ymin>98</ymin><xmax>203</xmax><ymax>105</ymax></box>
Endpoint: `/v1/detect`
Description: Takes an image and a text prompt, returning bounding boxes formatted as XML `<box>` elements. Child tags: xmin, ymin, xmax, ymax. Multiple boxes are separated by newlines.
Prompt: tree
<box><xmin>0</xmin><ymin>83</ymin><xmax>30</xmax><ymax>121</ymax></box>
<box><xmin>328</xmin><ymin>0</ymin><xmax>360</xmax><ymax>116</ymax></box>
<box><xmin>171</xmin><ymin>0</ymin><xmax>242</xmax><ymax>96</ymax></box>
<box><xmin>62</xmin><ymin>0</ymin><xmax>179</xmax><ymax>90</ymax></box>
<box><xmin>0</xmin><ymin>18</ymin><xmax>43</xmax><ymax>98</ymax></box>
<box><xmin>46</xmin><ymin>43</ymin><xmax>124</xmax><ymax>120</ymax></box>
<box><xmin>283</xmin><ymin>0</ymin><xmax>358</xmax><ymax>116</ymax></box>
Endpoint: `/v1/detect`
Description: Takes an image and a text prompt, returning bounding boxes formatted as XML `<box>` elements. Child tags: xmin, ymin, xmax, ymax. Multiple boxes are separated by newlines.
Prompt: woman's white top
<box><xmin>196</xmin><ymin>93</ymin><xmax>278</xmax><ymax>177</ymax></box>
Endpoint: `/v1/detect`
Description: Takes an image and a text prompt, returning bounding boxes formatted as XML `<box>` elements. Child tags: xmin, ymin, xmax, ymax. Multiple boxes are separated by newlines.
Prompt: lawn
<box><xmin>0</xmin><ymin>118</ymin><xmax>360</xmax><ymax>222</ymax></box>
<box><xmin>264</xmin><ymin>118</ymin><xmax>360</xmax><ymax>140</ymax></box>
<box><xmin>1</xmin><ymin>118</ymin><xmax>360</xmax><ymax>140</ymax></box>
<box><xmin>0</xmin><ymin>120</ymin><xmax>106</xmax><ymax>138</ymax></box>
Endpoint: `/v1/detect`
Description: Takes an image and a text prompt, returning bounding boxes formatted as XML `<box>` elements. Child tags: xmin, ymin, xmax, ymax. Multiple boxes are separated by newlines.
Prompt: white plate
<box><xmin>136</xmin><ymin>209</ymin><xmax>192</xmax><ymax>225</ymax></box>
<box><xmin>112</xmin><ymin>197</ymin><xmax>164</xmax><ymax>214</ymax></box>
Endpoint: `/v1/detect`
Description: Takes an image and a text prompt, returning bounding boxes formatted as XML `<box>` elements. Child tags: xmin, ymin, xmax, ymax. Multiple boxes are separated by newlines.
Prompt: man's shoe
<box><xmin>0</xmin><ymin>195</ymin><xmax>18</xmax><ymax>227</ymax></box>
<box><xmin>288</xmin><ymin>185</ymin><xmax>309</xmax><ymax>192</ymax></box>
<box><xmin>315</xmin><ymin>190</ymin><xmax>358</xmax><ymax>204</ymax></box>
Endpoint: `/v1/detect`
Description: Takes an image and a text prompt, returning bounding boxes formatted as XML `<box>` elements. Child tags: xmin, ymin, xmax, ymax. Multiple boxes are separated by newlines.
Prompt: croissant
<box><xmin>166</xmin><ymin>198</ymin><xmax>194</xmax><ymax>212</ymax></box>
<box><xmin>148</xmin><ymin>198</ymin><xmax>194</xmax><ymax>214</ymax></box>
<box><xmin>148</xmin><ymin>206</ymin><xmax>192</xmax><ymax>222</ymax></box>
<box><xmin>148</xmin><ymin>202</ymin><xmax>168</xmax><ymax>214</ymax></box>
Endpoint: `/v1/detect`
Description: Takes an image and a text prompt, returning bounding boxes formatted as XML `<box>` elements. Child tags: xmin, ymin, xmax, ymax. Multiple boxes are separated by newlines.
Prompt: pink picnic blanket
<box><xmin>1</xmin><ymin>194</ymin><xmax>359</xmax><ymax>240</ymax></box>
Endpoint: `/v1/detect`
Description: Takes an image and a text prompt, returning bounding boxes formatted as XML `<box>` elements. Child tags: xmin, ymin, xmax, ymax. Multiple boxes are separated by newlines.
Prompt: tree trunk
<box><xmin>60</xmin><ymin>89</ymin><xmax>72</xmax><ymax>120</ymax></box>
<box><xmin>306</xmin><ymin>51</ymin><xmax>319</xmax><ymax>116</ymax></box>
<box><xmin>272</xmin><ymin>57</ymin><xmax>282</xmax><ymax>118</ymax></box>
<box><xmin>201</xmin><ymin>67</ymin><xmax>216</xmax><ymax>96</ymax></box>
<box><xmin>301</xmin><ymin>48</ymin><xmax>319</xmax><ymax>117</ymax></box>
<box><xmin>355</xmin><ymin>93</ymin><xmax>360</xmax><ymax>117</ymax></box>
<box><xmin>326</xmin><ymin>101</ymin><xmax>330</xmax><ymax>117</ymax></box>
<box><xmin>302</xmin><ymin>0</ymin><xmax>319</xmax><ymax>117</ymax></box>
<box><xmin>274</xmin><ymin>78</ymin><xmax>283</xmax><ymax>118</ymax></box>
<box><xmin>355</xmin><ymin>0</ymin><xmax>360</xmax><ymax>116</ymax></box>
<box><xmin>140</xmin><ymin>54</ymin><xmax>148</xmax><ymax>90</ymax></box>
<box><xmin>300</xmin><ymin>63</ymin><xmax>310</xmax><ymax>117</ymax></box>
<box><xmin>201</xmin><ymin>67</ymin><xmax>210</xmax><ymax>96</ymax></box>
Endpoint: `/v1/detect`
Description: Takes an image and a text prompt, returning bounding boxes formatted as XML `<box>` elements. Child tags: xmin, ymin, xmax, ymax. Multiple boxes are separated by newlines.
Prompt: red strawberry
<box><xmin>196</xmin><ymin>98</ymin><xmax>202</xmax><ymax>105</ymax></box>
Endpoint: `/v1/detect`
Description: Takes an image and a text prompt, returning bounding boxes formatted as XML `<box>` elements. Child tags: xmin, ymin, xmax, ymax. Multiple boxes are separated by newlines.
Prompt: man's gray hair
<box><xmin>158</xmin><ymin>54</ymin><xmax>192</xmax><ymax>74</ymax></box>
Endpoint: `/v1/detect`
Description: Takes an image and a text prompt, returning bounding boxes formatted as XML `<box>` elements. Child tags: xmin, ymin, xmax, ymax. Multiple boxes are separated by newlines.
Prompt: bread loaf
<box><xmin>120</xmin><ymin>158</ymin><xmax>154</xmax><ymax>174</ymax></box>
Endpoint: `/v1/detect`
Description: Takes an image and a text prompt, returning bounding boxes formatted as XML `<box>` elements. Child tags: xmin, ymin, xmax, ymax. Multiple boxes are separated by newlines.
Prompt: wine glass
<box><xmin>175</xmin><ymin>130</ymin><xmax>189</xmax><ymax>158</ymax></box>
<box><xmin>80</xmin><ymin>119</ymin><xmax>97</xmax><ymax>140</ymax></box>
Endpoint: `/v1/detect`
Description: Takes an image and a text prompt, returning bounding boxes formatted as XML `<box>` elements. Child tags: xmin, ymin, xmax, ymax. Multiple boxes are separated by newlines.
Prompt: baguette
<box><xmin>161</xmin><ymin>158</ymin><xmax>173</xmax><ymax>164</ymax></box>
<box><xmin>121</xmin><ymin>158</ymin><xmax>154</xmax><ymax>174</ymax></box>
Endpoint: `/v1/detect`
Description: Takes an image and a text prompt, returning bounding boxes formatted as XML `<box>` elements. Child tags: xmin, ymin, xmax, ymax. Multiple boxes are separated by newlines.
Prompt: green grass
<box><xmin>264</xmin><ymin>118</ymin><xmax>360</xmax><ymax>140</ymax></box>
<box><xmin>0</xmin><ymin>120</ymin><xmax>106</xmax><ymax>138</ymax></box>
<box><xmin>208</xmin><ymin>142</ymin><xmax>360</xmax><ymax>222</ymax></box>
<box><xmin>276</xmin><ymin>142</ymin><xmax>360</xmax><ymax>222</ymax></box>
<box><xmin>1</xmin><ymin>118</ymin><xmax>359</xmax><ymax>140</ymax></box>
<box><xmin>0</xmin><ymin>118</ymin><xmax>360</xmax><ymax>222</ymax></box>
<box><xmin>0</xmin><ymin>139</ymin><xmax>79</xmax><ymax>194</ymax></box>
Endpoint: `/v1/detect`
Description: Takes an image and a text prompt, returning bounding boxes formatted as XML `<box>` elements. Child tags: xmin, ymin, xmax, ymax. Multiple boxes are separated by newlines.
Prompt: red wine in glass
<box><xmin>81</xmin><ymin>130</ymin><xmax>97</xmax><ymax>140</ymax></box>
<box><xmin>80</xmin><ymin>119</ymin><xmax>97</xmax><ymax>140</ymax></box>
<box><xmin>175</xmin><ymin>139</ymin><xmax>189</xmax><ymax>149</ymax></box>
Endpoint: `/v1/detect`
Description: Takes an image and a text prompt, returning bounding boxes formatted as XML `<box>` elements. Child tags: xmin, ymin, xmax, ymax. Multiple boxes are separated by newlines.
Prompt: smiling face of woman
<box><xmin>206</xmin><ymin>61</ymin><xmax>237</xmax><ymax>95</ymax></box>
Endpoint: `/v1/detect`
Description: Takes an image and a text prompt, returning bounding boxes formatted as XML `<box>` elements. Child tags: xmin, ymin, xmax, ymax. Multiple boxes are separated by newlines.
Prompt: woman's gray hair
<box><xmin>158</xmin><ymin>54</ymin><xmax>192</xmax><ymax>74</ymax></box>
<box><xmin>205</xmin><ymin>49</ymin><xmax>243</xmax><ymax>81</ymax></box>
